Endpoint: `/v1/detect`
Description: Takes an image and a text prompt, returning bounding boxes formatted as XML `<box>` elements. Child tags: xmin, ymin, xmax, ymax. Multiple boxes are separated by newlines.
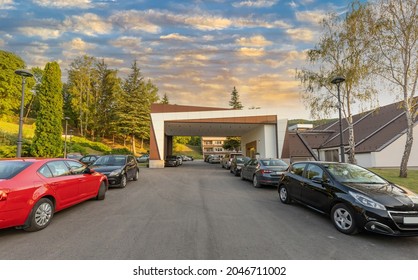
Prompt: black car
<box><xmin>165</xmin><ymin>155</ymin><xmax>179</xmax><ymax>167</ymax></box>
<box><xmin>230</xmin><ymin>156</ymin><xmax>251</xmax><ymax>176</ymax></box>
<box><xmin>278</xmin><ymin>161</ymin><xmax>418</xmax><ymax>236</ymax></box>
<box><xmin>79</xmin><ymin>154</ymin><xmax>100</xmax><ymax>166</ymax></box>
<box><xmin>241</xmin><ymin>158</ymin><xmax>288</xmax><ymax>188</ymax></box>
<box><xmin>89</xmin><ymin>155</ymin><xmax>139</xmax><ymax>188</ymax></box>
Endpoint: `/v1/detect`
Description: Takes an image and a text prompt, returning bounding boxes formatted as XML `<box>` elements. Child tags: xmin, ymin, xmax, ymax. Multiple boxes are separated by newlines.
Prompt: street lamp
<box><xmin>14</xmin><ymin>69</ymin><xmax>33</xmax><ymax>157</ymax></box>
<box><xmin>64</xmin><ymin>117</ymin><xmax>70</xmax><ymax>158</ymax></box>
<box><xmin>331</xmin><ymin>76</ymin><xmax>346</xmax><ymax>163</ymax></box>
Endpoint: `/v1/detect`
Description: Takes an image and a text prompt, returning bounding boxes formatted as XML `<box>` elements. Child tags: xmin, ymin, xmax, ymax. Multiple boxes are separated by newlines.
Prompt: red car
<box><xmin>0</xmin><ymin>158</ymin><xmax>108</xmax><ymax>232</ymax></box>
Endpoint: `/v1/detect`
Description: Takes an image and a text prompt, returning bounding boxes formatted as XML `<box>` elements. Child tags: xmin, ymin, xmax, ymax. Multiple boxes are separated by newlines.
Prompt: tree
<box><xmin>0</xmin><ymin>50</ymin><xmax>34</xmax><ymax>118</ymax></box>
<box><xmin>30</xmin><ymin>62</ymin><xmax>63</xmax><ymax>157</ymax></box>
<box><xmin>223</xmin><ymin>137</ymin><xmax>241</xmax><ymax>152</ymax></box>
<box><xmin>229</xmin><ymin>86</ymin><xmax>243</xmax><ymax>109</ymax></box>
<box><xmin>296</xmin><ymin>2</ymin><xmax>377</xmax><ymax>164</ymax></box>
<box><xmin>160</xmin><ymin>93</ymin><xmax>169</xmax><ymax>104</ymax></box>
<box><xmin>364</xmin><ymin>0</ymin><xmax>418</xmax><ymax>177</ymax></box>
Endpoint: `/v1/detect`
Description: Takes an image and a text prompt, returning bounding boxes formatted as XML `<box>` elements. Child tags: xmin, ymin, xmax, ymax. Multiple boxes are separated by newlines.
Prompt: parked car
<box><xmin>221</xmin><ymin>152</ymin><xmax>243</xmax><ymax>169</ymax></box>
<box><xmin>89</xmin><ymin>155</ymin><xmax>139</xmax><ymax>188</ymax></box>
<box><xmin>230</xmin><ymin>156</ymin><xmax>251</xmax><ymax>176</ymax></box>
<box><xmin>208</xmin><ymin>155</ymin><xmax>221</xmax><ymax>164</ymax></box>
<box><xmin>181</xmin><ymin>155</ymin><xmax>194</xmax><ymax>161</ymax></box>
<box><xmin>79</xmin><ymin>154</ymin><xmax>100</xmax><ymax>166</ymax></box>
<box><xmin>136</xmin><ymin>154</ymin><xmax>150</xmax><ymax>163</ymax></box>
<box><xmin>278</xmin><ymin>161</ymin><xmax>418</xmax><ymax>236</ymax></box>
<box><xmin>66</xmin><ymin>152</ymin><xmax>83</xmax><ymax>160</ymax></box>
<box><xmin>241</xmin><ymin>158</ymin><xmax>288</xmax><ymax>188</ymax></box>
<box><xmin>176</xmin><ymin>155</ymin><xmax>183</xmax><ymax>166</ymax></box>
<box><xmin>165</xmin><ymin>155</ymin><xmax>179</xmax><ymax>167</ymax></box>
<box><xmin>0</xmin><ymin>158</ymin><xmax>108</xmax><ymax>232</ymax></box>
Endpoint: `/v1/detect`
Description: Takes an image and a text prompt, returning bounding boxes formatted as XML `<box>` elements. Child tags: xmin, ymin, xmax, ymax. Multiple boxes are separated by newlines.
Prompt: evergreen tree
<box><xmin>229</xmin><ymin>86</ymin><xmax>243</xmax><ymax>109</ymax></box>
<box><xmin>223</xmin><ymin>137</ymin><xmax>241</xmax><ymax>152</ymax></box>
<box><xmin>31</xmin><ymin>62</ymin><xmax>63</xmax><ymax>157</ymax></box>
<box><xmin>161</xmin><ymin>93</ymin><xmax>169</xmax><ymax>104</ymax></box>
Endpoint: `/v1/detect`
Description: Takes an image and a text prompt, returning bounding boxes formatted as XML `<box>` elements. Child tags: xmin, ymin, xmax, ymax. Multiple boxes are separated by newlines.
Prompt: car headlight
<box><xmin>109</xmin><ymin>168</ymin><xmax>123</xmax><ymax>177</ymax></box>
<box><xmin>349</xmin><ymin>191</ymin><xmax>386</xmax><ymax>210</ymax></box>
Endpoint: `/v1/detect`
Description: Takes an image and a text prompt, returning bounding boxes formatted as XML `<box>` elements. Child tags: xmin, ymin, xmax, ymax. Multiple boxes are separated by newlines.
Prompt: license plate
<box><xmin>404</xmin><ymin>217</ymin><xmax>418</xmax><ymax>224</ymax></box>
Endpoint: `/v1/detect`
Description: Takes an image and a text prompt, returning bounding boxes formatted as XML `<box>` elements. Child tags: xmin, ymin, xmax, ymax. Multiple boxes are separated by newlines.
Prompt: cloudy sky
<box><xmin>0</xmin><ymin>0</ymin><xmax>354</xmax><ymax>119</ymax></box>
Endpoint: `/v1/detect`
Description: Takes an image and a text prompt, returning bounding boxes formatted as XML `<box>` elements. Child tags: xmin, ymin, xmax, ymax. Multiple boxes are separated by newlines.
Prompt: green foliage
<box><xmin>0</xmin><ymin>50</ymin><xmax>35</xmax><ymax>117</ymax></box>
<box><xmin>30</xmin><ymin>62</ymin><xmax>63</xmax><ymax>157</ymax></box>
<box><xmin>189</xmin><ymin>136</ymin><xmax>201</xmax><ymax>146</ymax></box>
<box><xmin>223</xmin><ymin>137</ymin><xmax>241</xmax><ymax>151</ymax></box>
<box><xmin>108</xmin><ymin>147</ymin><xmax>131</xmax><ymax>155</ymax></box>
<box><xmin>229</xmin><ymin>86</ymin><xmax>243</xmax><ymax>109</ymax></box>
<box><xmin>70</xmin><ymin>136</ymin><xmax>111</xmax><ymax>153</ymax></box>
<box><xmin>67</xmin><ymin>143</ymin><xmax>87</xmax><ymax>155</ymax></box>
<box><xmin>160</xmin><ymin>93</ymin><xmax>169</xmax><ymax>104</ymax></box>
<box><xmin>0</xmin><ymin>146</ymin><xmax>16</xmax><ymax>158</ymax></box>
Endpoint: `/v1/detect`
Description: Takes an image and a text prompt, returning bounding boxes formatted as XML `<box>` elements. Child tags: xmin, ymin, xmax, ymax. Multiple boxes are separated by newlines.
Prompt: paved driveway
<box><xmin>1</xmin><ymin>160</ymin><xmax>418</xmax><ymax>260</ymax></box>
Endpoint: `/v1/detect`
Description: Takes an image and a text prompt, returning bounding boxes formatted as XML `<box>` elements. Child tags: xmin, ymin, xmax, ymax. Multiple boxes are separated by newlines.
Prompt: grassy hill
<box><xmin>173</xmin><ymin>143</ymin><xmax>203</xmax><ymax>159</ymax></box>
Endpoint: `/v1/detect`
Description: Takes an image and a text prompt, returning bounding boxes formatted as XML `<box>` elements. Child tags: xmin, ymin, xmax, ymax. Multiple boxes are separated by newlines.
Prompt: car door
<box><xmin>245</xmin><ymin>159</ymin><xmax>258</xmax><ymax>180</ymax></box>
<box><xmin>300</xmin><ymin>163</ymin><xmax>332</xmax><ymax>211</ymax></box>
<box><xmin>285</xmin><ymin>162</ymin><xmax>307</xmax><ymax>201</ymax></box>
<box><xmin>126</xmin><ymin>156</ymin><xmax>136</xmax><ymax>179</ymax></box>
<box><xmin>66</xmin><ymin>160</ymin><xmax>99</xmax><ymax>199</ymax></box>
<box><xmin>38</xmin><ymin>160</ymin><xmax>80</xmax><ymax>209</ymax></box>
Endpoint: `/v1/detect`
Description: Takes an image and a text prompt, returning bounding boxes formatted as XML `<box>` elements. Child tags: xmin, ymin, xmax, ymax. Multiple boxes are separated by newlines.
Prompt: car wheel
<box><xmin>331</xmin><ymin>203</ymin><xmax>359</xmax><ymax>235</ymax></box>
<box><xmin>253</xmin><ymin>175</ymin><xmax>261</xmax><ymax>188</ymax></box>
<box><xmin>133</xmin><ymin>169</ymin><xmax>139</xmax><ymax>181</ymax></box>
<box><xmin>278</xmin><ymin>185</ymin><xmax>291</xmax><ymax>204</ymax></box>
<box><xmin>120</xmin><ymin>174</ymin><xmax>127</xmax><ymax>188</ymax></box>
<box><xmin>96</xmin><ymin>182</ymin><xmax>106</xmax><ymax>200</ymax></box>
<box><xmin>24</xmin><ymin>198</ymin><xmax>54</xmax><ymax>232</ymax></box>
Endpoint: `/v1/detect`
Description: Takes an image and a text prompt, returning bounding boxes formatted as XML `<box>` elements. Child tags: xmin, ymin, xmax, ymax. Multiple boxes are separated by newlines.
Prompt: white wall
<box><xmin>355</xmin><ymin>153</ymin><xmax>375</xmax><ymax>168</ymax></box>
<box><xmin>241</xmin><ymin>124</ymin><xmax>277</xmax><ymax>158</ymax></box>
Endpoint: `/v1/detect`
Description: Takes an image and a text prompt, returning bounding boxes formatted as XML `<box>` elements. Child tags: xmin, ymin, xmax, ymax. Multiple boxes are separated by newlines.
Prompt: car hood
<box><xmin>344</xmin><ymin>182</ymin><xmax>418</xmax><ymax>210</ymax></box>
<box><xmin>90</xmin><ymin>165</ymin><xmax>123</xmax><ymax>173</ymax></box>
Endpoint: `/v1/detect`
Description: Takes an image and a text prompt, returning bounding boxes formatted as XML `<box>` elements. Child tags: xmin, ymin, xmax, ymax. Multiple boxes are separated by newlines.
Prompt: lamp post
<box><xmin>64</xmin><ymin>117</ymin><xmax>70</xmax><ymax>158</ymax></box>
<box><xmin>331</xmin><ymin>76</ymin><xmax>346</xmax><ymax>163</ymax></box>
<box><xmin>14</xmin><ymin>69</ymin><xmax>33</xmax><ymax>158</ymax></box>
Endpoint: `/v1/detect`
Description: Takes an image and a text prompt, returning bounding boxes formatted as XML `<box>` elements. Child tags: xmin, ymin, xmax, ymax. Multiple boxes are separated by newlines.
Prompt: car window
<box><xmin>0</xmin><ymin>161</ymin><xmax>33</xmax><ymax>179</ymax></box>
<box><xmin>306</xmin><ymin>164</ymin><xmax>324</xmax><ymax>180</ymax></box>
<box><xmin>66</xmin><ymin>160</ymin><xmax>86</xmax><ymax>175</ymax></box>
<box><xmin>39</xmin><ymin>161</ymin><xmax>71</xmax><ymax>177</ymax></box>
<box><xmin>290</xmin><ymin>163</ymin><xmax>306</xmax><ymax>176</ymax></box>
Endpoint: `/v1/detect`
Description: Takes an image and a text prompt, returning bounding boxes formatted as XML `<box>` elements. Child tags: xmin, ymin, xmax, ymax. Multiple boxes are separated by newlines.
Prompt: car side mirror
<box><xmin>311</xmin><ymin>176</ymin><xmax>323</xmax><ymax>184</ymax></box>
<box><xmin>83</xmin><ymin>167</ymin><xmax>94</xmax><ymax>174</ymax></box>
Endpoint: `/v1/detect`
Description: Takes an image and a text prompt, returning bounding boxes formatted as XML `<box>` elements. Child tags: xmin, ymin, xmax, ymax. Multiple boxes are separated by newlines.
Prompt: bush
<box><xmin>108</xmin><ymin>147</ymin><xmax>132</xmax><ymax>155</ymax></box>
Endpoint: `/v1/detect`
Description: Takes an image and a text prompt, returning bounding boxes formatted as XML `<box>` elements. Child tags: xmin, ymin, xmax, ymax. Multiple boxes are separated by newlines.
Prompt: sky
<box><xmin>0</xmin><ymin>0</ymin><xmax>357</xmax><ymax>119</ymax></box>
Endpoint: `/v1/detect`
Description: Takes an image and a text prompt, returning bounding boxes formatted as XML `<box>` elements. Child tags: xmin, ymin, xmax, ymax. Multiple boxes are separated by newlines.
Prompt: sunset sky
<box><xmin>1</xmin><ymin>0</ymin><xmax>358</xmax><ymax>119</ymax></box>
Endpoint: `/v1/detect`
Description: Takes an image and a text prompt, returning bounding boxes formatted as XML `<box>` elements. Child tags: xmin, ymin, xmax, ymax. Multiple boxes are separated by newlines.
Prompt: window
<box><xmin>66</xmin><ymin>160</ymin><xmax>86</xmax><ymax>175</ymax></box>
<box><xmin>214</xmin><ymin>147</ymin><xmax>223</xmax><ymax>152</ymax></box>
<box><xmin>306</xmin><ymin>164</ymin><xmax>324</xmax><ymax>180</ymax></box>
<box><xmin>291</xmin><ymin>163</ymin><xmax>306</xmax><ymax>176</ymax></box>
<box><xmin>324</xmin><ymin>149</ymin><xmax>339</xmax><ymax>162</ymax></box>
<box><xmin>40</xmin><ymin>161</ymin><xmax>71</xmax><ymax>177</ymax></box>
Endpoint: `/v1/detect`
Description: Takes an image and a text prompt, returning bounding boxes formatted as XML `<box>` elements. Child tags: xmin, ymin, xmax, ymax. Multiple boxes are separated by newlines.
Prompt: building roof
<box><xmin>283</xmin><ymin>98</ymin><xmax>417</xmax><ymax>157</ymax></box>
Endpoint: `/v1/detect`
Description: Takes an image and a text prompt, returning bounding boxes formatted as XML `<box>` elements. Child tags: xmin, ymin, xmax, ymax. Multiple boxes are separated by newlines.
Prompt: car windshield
<box><xmin>326</xmin><ymin>163</ymin><xmax>387</xmax><ymax>184</ymax></box>
<box><xmin>93</xmin><ymin>156</ymin><xmax>126</xmax><ymax>166</ymax></box>
<box><xmin>261</xmin><ymin>159</ymin><xmax>288</xmax><ymax>167</ymax></box>
<box><xmin>0</xmin><ymin>161</ymin><xmax>33</xmax><ymax>179</ymax></box>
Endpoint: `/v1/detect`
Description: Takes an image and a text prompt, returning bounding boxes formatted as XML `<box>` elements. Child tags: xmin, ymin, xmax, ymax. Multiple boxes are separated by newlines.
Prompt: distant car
<box><xmin>66</xmin><ymin>153</ymin><xmax>83</xmax><ymax>160</ymax></box>
<box><xmin>230</xmin><ymin>156</ymin><xmax>251</xmax><ymax>176</ymax></box>
<box><xmin>241</xmin><ymin>158</ymin><xmax>289</xmax><ymax>188</ymax></box>
<box><xmin>89</xmin><ymin>155</ymin><xmax>139</xmax><ymax>188</ymax></box>
<box><xmin>221</xmin><ymin>152</ymin><xmax>243</xmax><ymax>169</ymax></box>
<box><xmin>278</xmin><ymin>161</ymin><xmax>418</xmax><ymax>236</ymax></box>
<box><xmin>208</xmin><ymin>155</ymin><xmax>221</xmax><ymax>164</ymax></box>
<box><xmin>165</xmin><ymin>155</ymin><xmax>179</xmax><ymax>167</ymax></box>
<box><xmin>176</xmin><ymin>155</ymin><xmax>183</xmax><ymax>166</ymax></box>
<box><xmin>79</xmin><ymin>155</ymin><xmax>100</xmax><ymax>166</ymax></box>
<box><xmin>181</xmin><ymin>155</ymin><xmax>194</xmax><ymax>161</ymax></box>
<box><xmin>136</xmin><ymin>154</ymin><xmax>150</xmax><ymax>163</ymax></box>
<box><xmin>0</xmin><ymin>158</ymin><xmax>108</xmax><ymax>232</ymax></box>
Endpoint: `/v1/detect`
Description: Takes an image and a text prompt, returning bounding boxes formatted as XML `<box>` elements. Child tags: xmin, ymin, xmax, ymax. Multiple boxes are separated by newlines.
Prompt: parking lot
<box><xmin>1</xmin><ymin>160</ymin><xmax>418</xmax><ymax>260</ymax></box>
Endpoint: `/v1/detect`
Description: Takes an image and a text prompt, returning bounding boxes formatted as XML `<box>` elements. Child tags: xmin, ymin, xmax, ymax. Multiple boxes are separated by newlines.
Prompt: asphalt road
<box><xmin>1</xmin><ymin>160</ymin><xmax>418</xmax><ymax>260</ymax></box>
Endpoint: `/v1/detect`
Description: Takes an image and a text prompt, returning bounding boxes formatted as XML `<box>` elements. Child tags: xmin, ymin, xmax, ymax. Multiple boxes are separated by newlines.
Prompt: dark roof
<box><xmin>283</xmin><ymin>98</ymin><xmax>417</xmax><ymax>156</ymax></box>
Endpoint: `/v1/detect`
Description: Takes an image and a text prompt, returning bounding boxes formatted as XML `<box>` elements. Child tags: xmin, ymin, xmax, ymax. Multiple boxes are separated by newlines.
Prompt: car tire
<box><xmin>120</xmin><ymin>174</ymin><xmax>127</xmax><ymax>188</ymax></box>
<box><xmin>253</xmin><ymin>175</ymin><xmax>261</xmax><ymax>188</ymax></box>
<box><xmin>24</xmin><ymin>198</ymin><xmax>54</xmax><ymax>232</ymax></box>
<box><xmin>133</xmin><ymin>169</ymin><xmax>139</xmax><ymax>181</ymax></box>
<box><xmin>96</xmin><ymin>182</ymin><xmax>106</xmax><ymax>200</ymax></box>
<box><xmin>278</xmin><ymin>185</ymin><xmax>291</xmax><ymax>204</ymax></box>
<box><xmin>331</xmin><ymin>203</ymin><xmax>359</xmax><ymax>235</ymax></box>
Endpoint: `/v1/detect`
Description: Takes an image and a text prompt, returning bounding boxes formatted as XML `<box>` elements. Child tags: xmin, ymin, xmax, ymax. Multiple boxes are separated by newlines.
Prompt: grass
<box><xmin>370</xmin><ymin>168</ymin><xmax>418</xmax><ymax>193</ymax></box>
<box><xmin>173</xmin><ymin>144</ymin><xmax>203</xmax><ymax>159</ymax></box>
<box><xmin>0</xmin><ymin>120</ymin><xmax>35</xmax><ymax>138</ymax></box>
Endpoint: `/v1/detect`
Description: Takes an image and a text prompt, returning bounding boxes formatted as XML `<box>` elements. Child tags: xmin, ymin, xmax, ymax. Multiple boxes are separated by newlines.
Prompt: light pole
<box><xmin>331</xmin><ymin>76</ymin><xmax>346</xmax><ymax>163</ymax></box>
<box><xmin>14</xmin><ymin>69</ymin><xmax>33</xmax><ymax>158</ymax></box>
<box><xmin>64</xmin><ymin>117</ymin><xmax>70</xmax><ymax>158</ymax></box>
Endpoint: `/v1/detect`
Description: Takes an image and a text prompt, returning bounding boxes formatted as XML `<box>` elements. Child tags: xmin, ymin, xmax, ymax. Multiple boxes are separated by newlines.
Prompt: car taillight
<box><xmin>0</xmin><ymin>190</ymin><xmax>9</xmax><ymax>201</ymax></box>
